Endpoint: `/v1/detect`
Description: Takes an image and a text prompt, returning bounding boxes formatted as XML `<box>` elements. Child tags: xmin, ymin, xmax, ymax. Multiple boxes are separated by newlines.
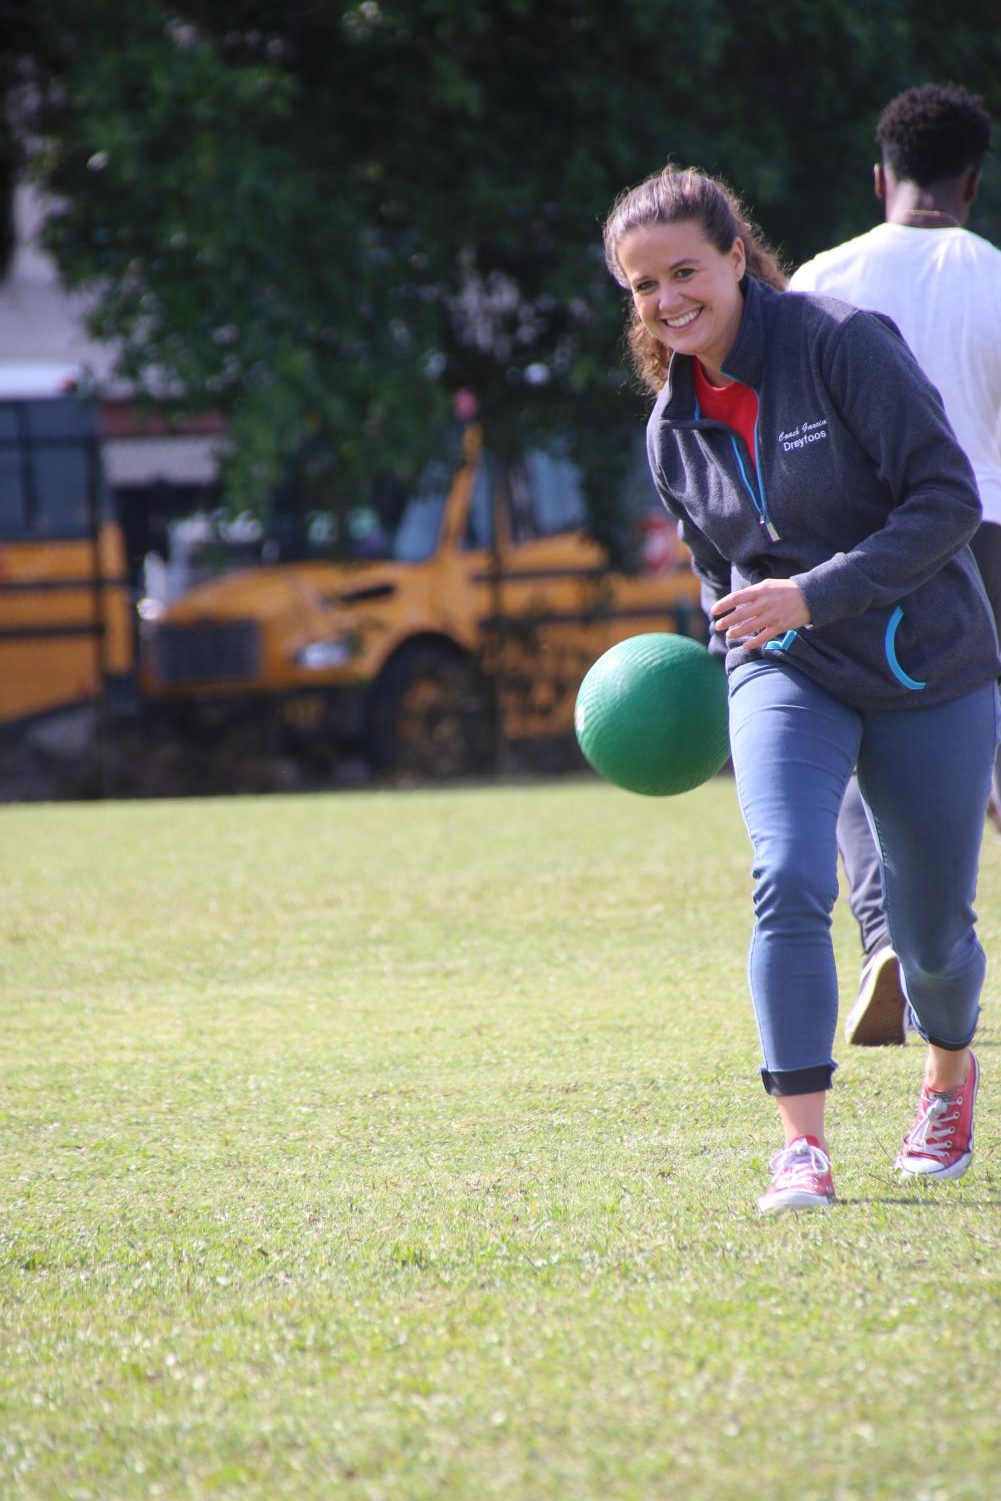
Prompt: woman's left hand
<box><xmin>711</xmin><ymin>578</ymin><xmax>811</xmax><ymax>649</ymax></box>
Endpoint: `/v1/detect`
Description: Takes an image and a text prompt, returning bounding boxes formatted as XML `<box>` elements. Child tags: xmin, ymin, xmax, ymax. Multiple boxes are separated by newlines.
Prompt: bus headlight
<box><xmin>295</xmin><ymin>637</ymin><xmax>354</xmax><ymax>670</ymax></box>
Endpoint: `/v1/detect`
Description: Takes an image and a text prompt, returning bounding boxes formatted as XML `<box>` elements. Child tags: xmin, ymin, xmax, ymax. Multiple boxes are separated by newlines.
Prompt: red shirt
<box><xmin>693</xmin><ymin>361</ymin><xmax>759</xmax><ymax>471</ymax></box>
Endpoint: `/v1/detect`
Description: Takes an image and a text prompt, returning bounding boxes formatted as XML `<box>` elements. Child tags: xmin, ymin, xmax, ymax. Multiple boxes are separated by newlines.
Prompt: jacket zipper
<box><xmin>711</xmin><ymin>369</ymin><xmax>780</xmax><ymax>540</ymax></box>
<box><xmin>693</xmin><ymin>394</ymin><xmax>780</xmax><ymax>541</ymax></box>
<box><xmin>728</xmin><ymin>433</ymin><xmax>780</xmax><ymax>541</ymax></box>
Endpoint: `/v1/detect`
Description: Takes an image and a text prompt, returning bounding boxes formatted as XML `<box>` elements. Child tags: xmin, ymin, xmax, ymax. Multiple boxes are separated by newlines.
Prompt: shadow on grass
<box><xmin>840</xmin><ymin>1195</ymin><xmax>1001</xmax><ymax>1207</ymax></box>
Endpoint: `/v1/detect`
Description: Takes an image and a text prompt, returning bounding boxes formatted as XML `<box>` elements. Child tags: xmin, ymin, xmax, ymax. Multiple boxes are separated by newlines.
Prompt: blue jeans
<box><xmin>728</xmin><ymin>661</ymin><xmax>998</xmax><ymax>1095</ymax></box>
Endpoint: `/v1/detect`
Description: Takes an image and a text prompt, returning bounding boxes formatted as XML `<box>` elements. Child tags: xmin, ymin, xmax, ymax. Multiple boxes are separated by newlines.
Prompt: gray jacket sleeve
<box><xmin>792</xmin><ymin>310</ymin><xmax>982</xmax><ymax>628</ymax></box>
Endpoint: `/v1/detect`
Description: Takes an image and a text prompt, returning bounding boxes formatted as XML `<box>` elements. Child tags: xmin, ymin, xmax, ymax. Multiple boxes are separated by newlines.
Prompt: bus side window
<box><xmin>32</xmin><ymin>444</ymin><xmax>93</xmax><ymax>537</ymax></box>
<box><xmin>0</xmin><ymin>399</ymin><xmax>105</xmax><ymax>540</ymax></box>
<box><xmin>0</xmin><ymin>407</ymin><xmax>27</xmax><ymax>535</ymax></box>
<box><xmin>521</xmin><ymin>450</ymin><xmax>587</xmax><ymax>537</ymax></box>
<box><xmin>462</xmin><ymin>458</ymin><xmax>494</xmax><ymax>551</ymax></box>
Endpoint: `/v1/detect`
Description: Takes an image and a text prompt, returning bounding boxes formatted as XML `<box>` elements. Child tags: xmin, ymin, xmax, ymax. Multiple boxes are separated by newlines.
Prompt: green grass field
<box><xmin>2</xmin><ymin>777</ymin><xmax>1000</xmax><ymax>1500</ymax></box>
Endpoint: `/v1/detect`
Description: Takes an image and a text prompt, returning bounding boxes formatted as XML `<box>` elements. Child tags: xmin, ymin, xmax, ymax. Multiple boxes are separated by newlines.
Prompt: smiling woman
<box><xmin>604</xmin><ymin>166</ymin><xmax>788</xmax><ymax>393</ymax></box>
<box><xmin>601</xmin><ymin>163</ymin><xmax>1000</xmax><ymax>1216</ymax></box>
<box><xmin>614</xmin><ymin>220</ymin><xmax>746</xmax><ymax>385</ymax></box>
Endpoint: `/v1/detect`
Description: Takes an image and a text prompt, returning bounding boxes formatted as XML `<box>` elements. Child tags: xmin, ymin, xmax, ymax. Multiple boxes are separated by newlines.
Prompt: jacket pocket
<box><xmin>883</xmin><ymin>606</ymin><xmax>926</xmax><ymax>691</ymax></box>
<box><xmin>762</xmin><ymin>628</ymin><xmax>801</xmax><ymax>656</ymax></box>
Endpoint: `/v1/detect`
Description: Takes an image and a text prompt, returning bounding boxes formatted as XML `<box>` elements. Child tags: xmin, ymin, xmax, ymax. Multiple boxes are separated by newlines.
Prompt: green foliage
<box><xmin>2</xmin><ymin>782</ymin><xmax>1001</xmax><ymax>1498</ymax></box>
<box><xmin>9</xmin><ymin>0</ymin><xmax>1001</xmax><ymax>513</ymax></box>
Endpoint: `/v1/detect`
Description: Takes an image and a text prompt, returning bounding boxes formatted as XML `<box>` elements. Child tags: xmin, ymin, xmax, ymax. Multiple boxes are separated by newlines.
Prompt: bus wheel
<box><xmin>369</xmin><ymin>643</ymin><xmax>493</xmax><ymax>780</ymax></box>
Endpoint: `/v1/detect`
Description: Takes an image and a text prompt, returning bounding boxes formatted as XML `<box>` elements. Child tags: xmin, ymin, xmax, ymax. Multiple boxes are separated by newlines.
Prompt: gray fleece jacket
<box><xmin>646</xmin><ymin>275</ymin><xmax>1000</xmax><ymax>710</ymax></box>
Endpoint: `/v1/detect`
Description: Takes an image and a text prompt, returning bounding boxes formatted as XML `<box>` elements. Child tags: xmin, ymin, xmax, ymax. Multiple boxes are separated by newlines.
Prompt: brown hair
<box><xmin>602</xmin><ymin>166</ymin><xmax>788</xmax><ymax>393</ymax></box>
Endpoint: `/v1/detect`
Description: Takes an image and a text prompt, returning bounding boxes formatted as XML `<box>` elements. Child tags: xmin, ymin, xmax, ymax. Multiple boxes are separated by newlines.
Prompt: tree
<box><xmin>6</xmin><ymin>0</ymin><xmax>1000</xmax><ymax>538</ymax></box>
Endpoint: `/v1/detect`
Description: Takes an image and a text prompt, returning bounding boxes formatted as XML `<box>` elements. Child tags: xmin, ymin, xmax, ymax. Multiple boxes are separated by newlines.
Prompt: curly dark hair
<box><xmin>876</xmin><ymin>84</ymin><xmax>992</xmax><ymax>186</ymax></box>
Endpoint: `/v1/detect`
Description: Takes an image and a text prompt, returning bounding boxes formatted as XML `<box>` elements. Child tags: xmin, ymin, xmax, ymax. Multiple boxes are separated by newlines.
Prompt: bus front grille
<box><xmin>151</xmin><ymin>621</ymin><xmax>262</xmax><ymax>684</ymax></box>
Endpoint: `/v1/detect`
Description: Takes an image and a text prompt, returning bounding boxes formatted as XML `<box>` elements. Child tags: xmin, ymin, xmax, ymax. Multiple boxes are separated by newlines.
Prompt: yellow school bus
<box><xmin>139</xmin><ymin>423</ymin><xmax>705</xmax><ymax>778</ymax></box>
<box><xmin>0</xmin><ymin>388</ymin><xmax>134</xmax><ymax>733</ymax></box>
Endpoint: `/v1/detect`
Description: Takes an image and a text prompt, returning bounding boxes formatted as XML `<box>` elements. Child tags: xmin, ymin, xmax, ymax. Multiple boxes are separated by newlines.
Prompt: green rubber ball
<box><xmin>574</xmin><ymin>633</ymin><xmax>729</xmax><ymax>796</ymax></box>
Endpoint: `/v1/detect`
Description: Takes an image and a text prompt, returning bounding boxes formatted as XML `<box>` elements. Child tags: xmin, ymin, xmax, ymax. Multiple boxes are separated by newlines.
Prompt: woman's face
<box><xmin>616</xmin><ymin>219</ymin><xmax>747</xmax><ymax>381</ymax></box>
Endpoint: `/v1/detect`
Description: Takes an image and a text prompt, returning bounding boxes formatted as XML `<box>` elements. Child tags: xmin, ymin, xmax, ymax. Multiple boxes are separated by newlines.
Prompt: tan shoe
<box><xmin>988</xmin><ymin>792</ymin><xmax>1001</xmax><ymax>836</ymax></box>
<box><xmin>843</xmin><ymin>945</ymin><xmax>907</xmax><ymax>1046</ymax></box>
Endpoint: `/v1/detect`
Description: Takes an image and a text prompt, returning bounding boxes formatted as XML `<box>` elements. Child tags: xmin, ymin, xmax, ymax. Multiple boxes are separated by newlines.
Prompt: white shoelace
<box><xmin>769</xmin><ymin>1140</ymin><xmax>830</xmax><ymax>1184</ymax></box>
<box><xmin>904</xmin><ymin>1091</ymin><xmax>960</xmax><ymax>1161</ymax></box>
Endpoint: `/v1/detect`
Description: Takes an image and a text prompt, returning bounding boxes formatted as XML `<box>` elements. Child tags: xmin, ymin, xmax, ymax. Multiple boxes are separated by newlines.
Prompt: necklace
<box><xmin>897</xmin><ymin>209</ymin><xmax>961</xmax><ymax>228</ymax></box>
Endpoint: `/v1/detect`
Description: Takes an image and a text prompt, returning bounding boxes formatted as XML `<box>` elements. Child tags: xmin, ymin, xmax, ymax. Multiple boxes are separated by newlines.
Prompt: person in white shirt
<box><xmin>790</xmin><ymin>83</ymin><xmax>1001</xmax><ymax>1048</ymax></box>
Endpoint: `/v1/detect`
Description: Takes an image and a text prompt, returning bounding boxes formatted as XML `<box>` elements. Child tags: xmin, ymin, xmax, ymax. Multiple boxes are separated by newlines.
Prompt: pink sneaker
<box><xmin>896</xmin><ymin>1052</ymin><xmax>979</xmax><ymax>1181</ymax></box>
<box><xmin>757</xmin><ymin>1136</ymin><xmax>835</xmax><ymax>1213</ymax></box>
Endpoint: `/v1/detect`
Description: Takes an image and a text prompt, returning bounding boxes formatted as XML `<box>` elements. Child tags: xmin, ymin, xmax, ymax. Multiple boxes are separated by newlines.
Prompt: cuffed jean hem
<box><xmin>760</xmin><ymin>1064</ymin><xmax>836</xmax><ymax>1097</ymax></box>
<box><xmin>915</xmin><ymin>1022</ymin><xmax>980</xmax><ymax>1052</ymax></box>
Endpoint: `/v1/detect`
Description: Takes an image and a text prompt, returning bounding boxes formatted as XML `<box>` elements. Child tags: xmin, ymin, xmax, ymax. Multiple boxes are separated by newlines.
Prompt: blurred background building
<box><xmin>0</xmin><ymin>183</ymin><xmax>226</xmax><ymax>581</ymax></box>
